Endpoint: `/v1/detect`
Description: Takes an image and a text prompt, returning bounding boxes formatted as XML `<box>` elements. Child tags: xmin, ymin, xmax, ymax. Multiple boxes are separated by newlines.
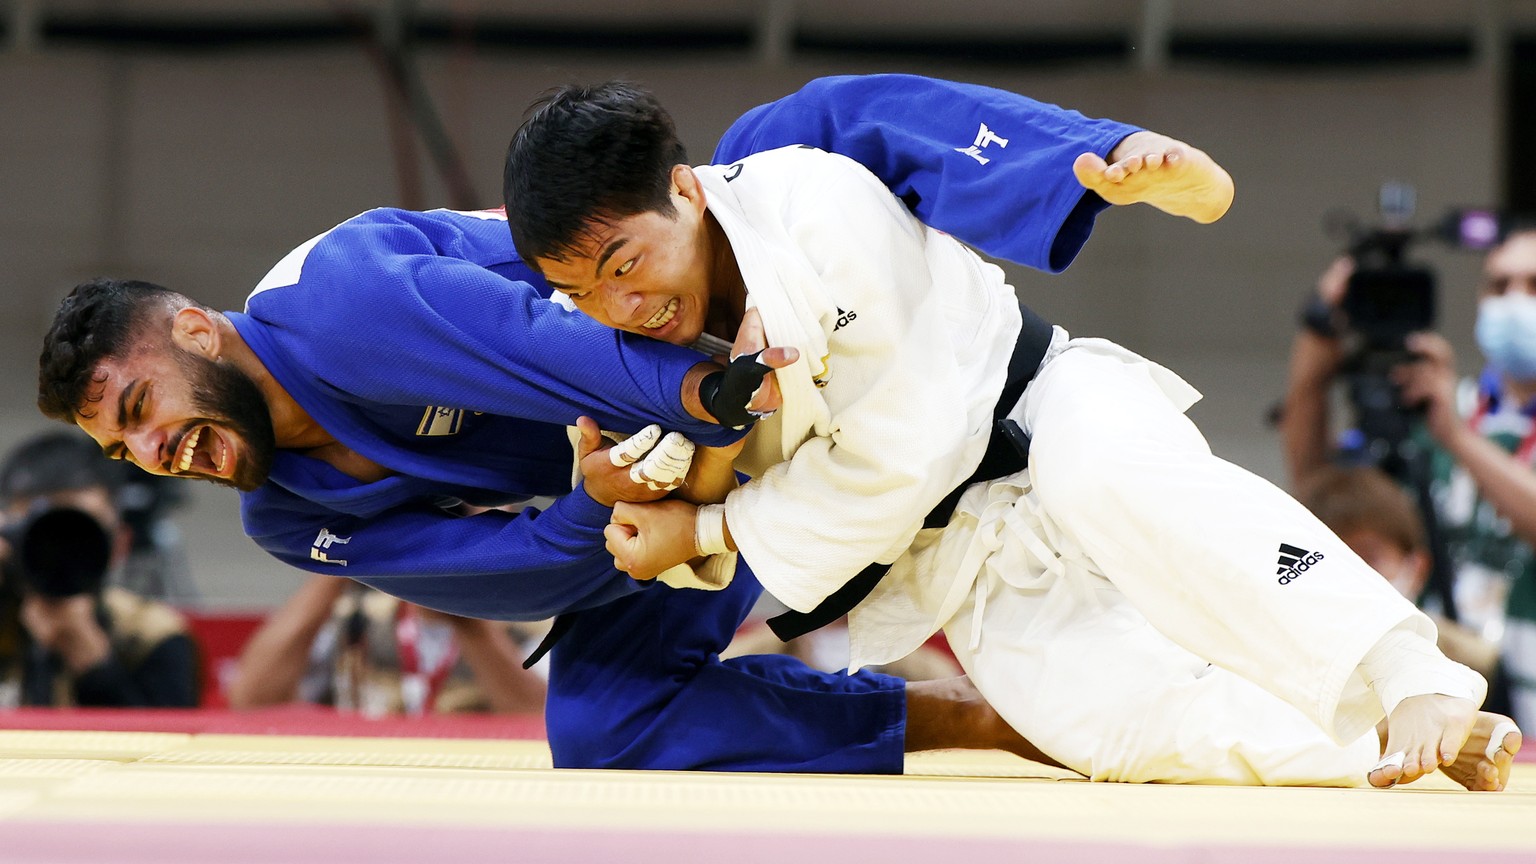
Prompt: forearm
<box><xmin>1280</xmin><ymin>331</ymin><xmax>1341</xmax><ymax>489</ymax></box>
<box><xmin>676</xmin><ymin>446</ymin><xmax>742</xmax><ymax>506</ymax></box>
<box><xmin>1436</xmin><ymin>424</ymin><xmax>1536</xmax><ymax>546</ymax></box>
<box><xmin>450</xmin><ymin>618</ymin><xmax>547</xmax><ymax>714</ymax></box>
<box><xmin>227</xmin><ymin>576</ymin><xmax>346</xmax><ymax>709</ymax></box>
<box><xmin>681</xmin><ymin>361</ymin><xmax>716</xmax><ymax>422</ymax></box>
<box><xmin>251</xmin><ymin>493</ymin><xmax>636</xmax><ymax>622</ymax></box>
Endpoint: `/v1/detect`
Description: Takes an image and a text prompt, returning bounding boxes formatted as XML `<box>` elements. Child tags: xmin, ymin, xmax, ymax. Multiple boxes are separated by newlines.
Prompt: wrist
<box><xmin>574</xmin><ymin>476</ymin><xmax>614</xmax><ymax>510</ymax></box>
<box><xmin>694</xmin><ymin>504</ymin><xmax>732</xmax><ymax>556</ymax></box>
<box><xmin>1298</xmin><ymin>295</ymin><xmax>1341</xmax><ymax>339</ymax></box>
<box><xmin>1430</xmin><ymin>411</ymin><xmax>1474</xmax><ymax>452</ymax></box>
<box><xmin>682</xmin><ymin>362</ymin><xmax>717</xmax><ymax>422</ymax></box>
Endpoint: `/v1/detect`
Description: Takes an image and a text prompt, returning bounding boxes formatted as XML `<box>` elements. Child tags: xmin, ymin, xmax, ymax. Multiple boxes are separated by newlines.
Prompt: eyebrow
<box><xmin>103</xmin><ymin>379</ymin><xmax>138</xmax><ymax>459</ymax></box>
<box><xmin>544</xmin><ymin>238</ymin><xmax>629</xmax><ymax>294</ymax></box>
<box><xmin>592</xmin><ymin>238</ymin><xmax>627</xmax><ymax>279</ymax></box>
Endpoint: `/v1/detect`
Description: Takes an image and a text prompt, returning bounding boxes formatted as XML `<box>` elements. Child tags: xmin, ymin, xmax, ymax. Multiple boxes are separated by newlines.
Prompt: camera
<box><xmin>0</xmin><ymin>506</ymin><xmax>113</xmax><ymax>598</ymax></box>
<box><xmin>1332</xmin><ymin>183</ymin><xmax>1504</xmax><ymax>474</ymax></box>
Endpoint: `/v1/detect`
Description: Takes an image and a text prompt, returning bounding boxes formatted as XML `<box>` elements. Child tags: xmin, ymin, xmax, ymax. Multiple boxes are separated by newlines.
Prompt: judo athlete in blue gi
<box><xmin>38</xmin><ymin>75</ymin><xmax>1204</xmax><ymax>774</ymax></box>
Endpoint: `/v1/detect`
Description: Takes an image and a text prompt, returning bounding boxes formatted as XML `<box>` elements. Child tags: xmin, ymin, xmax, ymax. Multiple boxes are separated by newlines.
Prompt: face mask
<box><xmin>1475</xmin><ymin>293</ymin><xmax>1536</xmax><ymax>380</ymax></box>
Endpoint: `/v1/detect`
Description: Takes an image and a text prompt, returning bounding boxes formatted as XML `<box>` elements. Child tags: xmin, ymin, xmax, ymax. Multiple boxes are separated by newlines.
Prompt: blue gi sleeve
<box><xmin>713</xmin><ymin>73</ymin><xmax>1140</xmax><ymax>273</ymax></box>
<box><xmin>267</xmin><ymin>213</ymin><xmax>742</xmax><ymax>446</ymax></box>
<box><xmin>241</xmin><ymin>483</ymin><xmax>642</xmax><ymax>621</ymax></box>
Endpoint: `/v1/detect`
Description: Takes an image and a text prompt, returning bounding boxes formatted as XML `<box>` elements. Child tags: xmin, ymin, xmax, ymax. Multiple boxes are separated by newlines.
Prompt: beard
<box><xmin>173</xmin><ymin>348</ymin><xmax>277</xmax><ymax>492</ymax></box>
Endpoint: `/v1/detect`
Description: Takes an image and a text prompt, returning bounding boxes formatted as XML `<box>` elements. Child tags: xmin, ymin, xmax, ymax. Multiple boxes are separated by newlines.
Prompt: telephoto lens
<box><xmin>6</xmin><ymin>507</ymin><xmax>112</xmax><ymax>598</ymax></box>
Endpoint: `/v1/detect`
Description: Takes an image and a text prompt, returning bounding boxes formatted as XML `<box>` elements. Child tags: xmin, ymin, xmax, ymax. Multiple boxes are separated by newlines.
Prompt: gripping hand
<box><xmin>699</xmin><ymin>350</ymin><xmax>776</xmax><ymax>430</ymax></box>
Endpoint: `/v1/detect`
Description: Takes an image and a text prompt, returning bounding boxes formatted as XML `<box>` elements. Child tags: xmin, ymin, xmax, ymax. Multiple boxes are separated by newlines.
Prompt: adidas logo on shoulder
<box><xmin>1276</xmin><ymin>542</ymin><xmax>1323</xmax><ymax>585</ymax></box>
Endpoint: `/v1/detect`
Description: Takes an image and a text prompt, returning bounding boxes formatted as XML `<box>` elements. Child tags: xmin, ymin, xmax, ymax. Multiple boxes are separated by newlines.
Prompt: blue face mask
<box><xmin>1475</xmin><ymin>293</ymin><xmax>1536</xmax><ymax>380</ymax></box>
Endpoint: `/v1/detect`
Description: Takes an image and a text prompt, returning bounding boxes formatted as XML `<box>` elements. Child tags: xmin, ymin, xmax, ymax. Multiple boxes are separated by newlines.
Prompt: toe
<box><xmin>1369</xmin><ymin>751</ymin><xmax>1405</xmax><ymax>787</ymax></box>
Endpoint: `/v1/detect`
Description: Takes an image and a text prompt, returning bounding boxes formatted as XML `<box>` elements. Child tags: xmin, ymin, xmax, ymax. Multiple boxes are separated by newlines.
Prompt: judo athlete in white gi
<box><xmin>504</xmin><ymin>83</ymin><xmax>1521</xmax><ymax>790</ymax></box>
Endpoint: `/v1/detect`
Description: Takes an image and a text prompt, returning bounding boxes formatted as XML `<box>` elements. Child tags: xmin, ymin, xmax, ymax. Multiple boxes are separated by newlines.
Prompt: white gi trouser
<box><xmin>926</xmin><ymin>335</ymin><xmax>1478</xmax><ymax>785</ymax></box>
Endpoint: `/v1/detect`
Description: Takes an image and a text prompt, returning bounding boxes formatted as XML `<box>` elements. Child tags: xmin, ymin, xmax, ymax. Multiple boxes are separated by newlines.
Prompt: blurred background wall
<box><xmin>0</xmin><ymin>0</ymin><xmax>1532</xmax><ymax>607</ymax></box>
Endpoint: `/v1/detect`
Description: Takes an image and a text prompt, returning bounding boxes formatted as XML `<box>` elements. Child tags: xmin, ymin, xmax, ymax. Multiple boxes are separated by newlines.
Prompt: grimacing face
<box><xmin>535</xmin><ymin>166</ymin><xmax>718</xmax><ymax>347</ymax></box>
<box><xmin>73</xmin><ymin>343</ymin><xmax>276</xmax><ymax>492</ymax></box>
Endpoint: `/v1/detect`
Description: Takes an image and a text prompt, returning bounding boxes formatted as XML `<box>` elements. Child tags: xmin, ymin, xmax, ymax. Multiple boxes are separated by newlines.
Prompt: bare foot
<box><xmin>1072</xmin><ymin>130</ymin><xmax>1235</xmax><ymax>224</ymax></box>
<box><xmin>904</xmin><ymin>676</ymin><xmax>1065</xmax><ymax>768</ymax></box>
<box><xmin>1368</xmin><ymin>694</ymin><xmax>1478</xmax><ymax>788</ymax></box>
<box><xmin>1440</xmin><ymin>712</ymin><xmax>1522</xmax><ymax>791</ymax></box>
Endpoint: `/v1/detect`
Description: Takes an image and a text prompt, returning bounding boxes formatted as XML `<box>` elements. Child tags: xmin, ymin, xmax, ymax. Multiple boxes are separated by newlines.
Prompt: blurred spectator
<box><xmin>227</xmin><ymin>575</ymin><xmax>547</xmax><ymax>716</ymax></box>
<box><xmin>1281</xmin><ymin>227</ymin><xmax>1536</xmax><ymax>728</ymax></box>
<box><xmin>111</xmin><ymin>470</ymin><xmax>199</xmax><ymax>605</ymax></box>
<box><xmin>1297</xmin><ymin>464</ymin><xmax>1500</xmax><ymax>678</ymax></box>
<box><xmin>0</xmin><ymin>431</ymin><xmax>199</xmax><ymax>707</ymax></box>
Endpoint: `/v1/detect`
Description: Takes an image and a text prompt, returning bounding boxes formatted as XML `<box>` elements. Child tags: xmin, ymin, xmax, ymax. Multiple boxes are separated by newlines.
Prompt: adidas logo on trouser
<box><xmin>1276</xmin><ymin>542</ymin><xmax>1323</xmax><ymax>585</ymax></box>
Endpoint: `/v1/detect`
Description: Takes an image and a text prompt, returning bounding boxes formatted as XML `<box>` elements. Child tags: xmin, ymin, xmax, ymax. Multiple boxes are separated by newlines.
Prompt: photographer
<box><xmin>0</xmin><ymin>431</ymin><xmax>198</xmax><ymax>707</ymax></box>
<box><xmin>1280</xmin><ymin>226</ymin><xmax>1536</xmax><ymax>730</ymax></box>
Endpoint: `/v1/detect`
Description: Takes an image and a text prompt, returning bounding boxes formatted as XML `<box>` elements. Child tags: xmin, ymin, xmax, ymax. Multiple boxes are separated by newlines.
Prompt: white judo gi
<box><xmin>696</xmin><ymin>146</ymin><xmax>1485</xmax><ymax>785</ymax></box>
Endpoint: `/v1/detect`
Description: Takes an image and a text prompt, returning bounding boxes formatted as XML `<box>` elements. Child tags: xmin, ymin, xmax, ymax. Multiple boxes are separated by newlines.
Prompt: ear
<box><xmin>170</xmin><ymin>307</ymin><xmax>221</xmax><ymax>359</ymax></box>
<box><xmin>671</xmin><ymin>164</ymin><xmax>708</xmax><ymax>218</ymax></box>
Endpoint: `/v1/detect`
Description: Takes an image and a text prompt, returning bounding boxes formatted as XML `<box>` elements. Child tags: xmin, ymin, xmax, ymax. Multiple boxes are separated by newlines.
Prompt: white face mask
<box><xmin>1475</xmin><ymin>293</ymin><xmax>1536</xmax><ymax>380</ymax></box>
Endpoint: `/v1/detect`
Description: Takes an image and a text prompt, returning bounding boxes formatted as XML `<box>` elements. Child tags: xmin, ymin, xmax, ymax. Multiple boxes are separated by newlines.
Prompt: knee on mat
<box><xmin>545</xmin><ymin>698</ymin><xmax>638</xmax><ymax>769</ymax></box>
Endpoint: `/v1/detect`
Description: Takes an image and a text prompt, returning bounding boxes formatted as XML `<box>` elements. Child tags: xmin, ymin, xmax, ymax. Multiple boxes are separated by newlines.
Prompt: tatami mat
<box><xmin>0</xmin><ymin>728</ymin><xmax>1529</xmax><ymax>863</ymax></box>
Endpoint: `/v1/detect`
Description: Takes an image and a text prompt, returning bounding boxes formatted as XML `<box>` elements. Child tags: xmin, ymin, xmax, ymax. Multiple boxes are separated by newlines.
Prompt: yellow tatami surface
<box><xmin>0</xmin><ymin>730</ymin><xmax>1529</xmax><ymax>863</ymax></box>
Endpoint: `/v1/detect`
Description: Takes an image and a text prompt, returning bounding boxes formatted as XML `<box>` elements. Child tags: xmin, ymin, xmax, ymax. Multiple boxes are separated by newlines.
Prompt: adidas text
<box><xmin>1275</xmin><ymin>542</ymin><xmax>1322</xmax><ymax>585</ymax></box>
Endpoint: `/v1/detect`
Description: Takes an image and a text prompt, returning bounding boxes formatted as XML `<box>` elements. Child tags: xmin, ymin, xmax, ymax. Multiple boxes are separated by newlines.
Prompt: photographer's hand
<box><xmin>1317</xmin><ymin>256</ymin><xmax>1354</xmax><ymax>309</ymax></box>
<box><xmin>1394</xmin><ymin>332</ymin><xmax>1461</xmax><ymax>445</ymax></box>
<box><xmin>20</xmin><ymin>594</ymin><xmax>111</xmax><ymax>674</ymax></box>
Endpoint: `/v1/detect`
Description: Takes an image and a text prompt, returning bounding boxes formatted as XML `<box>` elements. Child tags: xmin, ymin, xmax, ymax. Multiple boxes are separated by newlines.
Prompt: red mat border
<box><xmin>0</xmin><ymin>706</ymin><xmax>546</xmax><ymax>740</ymax></box>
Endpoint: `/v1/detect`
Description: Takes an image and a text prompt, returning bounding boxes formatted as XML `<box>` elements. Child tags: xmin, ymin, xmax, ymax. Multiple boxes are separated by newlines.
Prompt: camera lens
<box><xmin>18</xmin><ymin>508</ymin><xmax>112</xmax><ymax>598</ymax></box>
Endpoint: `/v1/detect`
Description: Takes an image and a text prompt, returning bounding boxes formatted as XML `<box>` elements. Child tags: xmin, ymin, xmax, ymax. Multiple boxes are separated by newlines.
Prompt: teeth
<box><xmin>642</xmin><ymin>298</ymin><xmax>678</xmax><ymax>329</ymax></box>
<box><xmin>176</xmin><ymin>427</ymin><xmax>201</xmax><ymax>474</ymax></box>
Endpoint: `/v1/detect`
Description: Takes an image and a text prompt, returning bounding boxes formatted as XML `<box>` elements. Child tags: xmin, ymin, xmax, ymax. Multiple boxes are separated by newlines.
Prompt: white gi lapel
<box><xmin>696</xmin><ymin>161</ymin><xmax>832</xmax><ymax>461</ymax></box>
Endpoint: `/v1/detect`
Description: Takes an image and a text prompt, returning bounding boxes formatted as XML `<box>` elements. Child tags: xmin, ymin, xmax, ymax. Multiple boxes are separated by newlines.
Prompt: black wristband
<box><xmin>1298</xmin><ymin>295</ymin><xmax>1340</xmax><ymax>338</ymax></box>
<box><xmin>699</xmin><ymin>350</ymin><xmax>774</xmax><ymax>430</ymax></box>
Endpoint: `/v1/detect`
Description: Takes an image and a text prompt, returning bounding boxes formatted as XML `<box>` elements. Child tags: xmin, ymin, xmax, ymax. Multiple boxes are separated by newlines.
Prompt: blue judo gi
<box><xmin>236</xmin><ymin>75</ymin><xmax>1136</xmax><ymax>772</ymax></box>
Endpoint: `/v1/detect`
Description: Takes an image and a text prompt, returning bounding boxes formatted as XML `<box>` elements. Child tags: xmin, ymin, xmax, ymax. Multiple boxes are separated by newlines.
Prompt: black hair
<box><xmin>1501</xmin><ymin>217</ymin><xmax>1536</xmax><ymax>244</ymax></box>
<box><xmin>0</xmin><ymin>430</ymin><xmax>123</xmax><ymax>506</ymax></box>
<box><xmin>503</xmin><ymin>81</ymin><xmax>688</xmax><ymax>267</ymax></box>
<box><xmin>37</xmin><ymin>278</ymin><xmax>191</xmax><ymax>422</ymax></box>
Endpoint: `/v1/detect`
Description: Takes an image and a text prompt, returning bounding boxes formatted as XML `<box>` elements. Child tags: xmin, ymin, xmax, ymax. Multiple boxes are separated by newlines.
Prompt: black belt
<box><xmin>526</xmin><ymin>300</ymin><xmax>1056</xmax><ymax>667</ymax></box>
<box><xmin>766</xmin><ymin>300</ymin><xmax>1054</xmax><ymax>642</ymax></box>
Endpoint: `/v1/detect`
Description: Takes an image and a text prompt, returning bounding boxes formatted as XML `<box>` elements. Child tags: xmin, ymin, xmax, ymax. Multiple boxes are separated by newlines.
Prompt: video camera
<box><xmin>0</xmin><ymin>506</ymin><xmax>113</xmax><ymax>598</ymax></box>
<box><xmin>1333</xmin><ymin>182</ymin><xmax>1503</xmax><ymax>471</ymax></box>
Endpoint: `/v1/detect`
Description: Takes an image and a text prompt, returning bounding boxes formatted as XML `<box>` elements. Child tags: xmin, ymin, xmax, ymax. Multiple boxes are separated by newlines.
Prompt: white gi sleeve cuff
<box><xmin>656</xmin><ymin>554</ymin><xmax>736</xmax><ymax>592</ymax></box>
<box><xmin>1359</xmin><ymin>627</ymin><xmax>1488</xmax><ymax>717</ymax></box>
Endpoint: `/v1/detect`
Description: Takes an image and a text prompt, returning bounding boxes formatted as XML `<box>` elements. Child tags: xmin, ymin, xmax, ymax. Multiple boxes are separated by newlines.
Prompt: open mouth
<box><xmin>169</xmin><ymin>424</ymin><xmax>231</xmax><ymax>478</ymax></box>
<box><xmin>641</xmin><ymin>297</ymin><xmax>679</xmax><ymax>330</ymax></box>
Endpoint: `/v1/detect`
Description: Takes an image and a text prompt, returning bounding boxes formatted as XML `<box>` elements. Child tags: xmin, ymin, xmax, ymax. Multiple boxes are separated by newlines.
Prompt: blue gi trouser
<box><xmin>545</xmin><ymin>558</ymin><xmax>908</xmax><ymax>772</ymax></box>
